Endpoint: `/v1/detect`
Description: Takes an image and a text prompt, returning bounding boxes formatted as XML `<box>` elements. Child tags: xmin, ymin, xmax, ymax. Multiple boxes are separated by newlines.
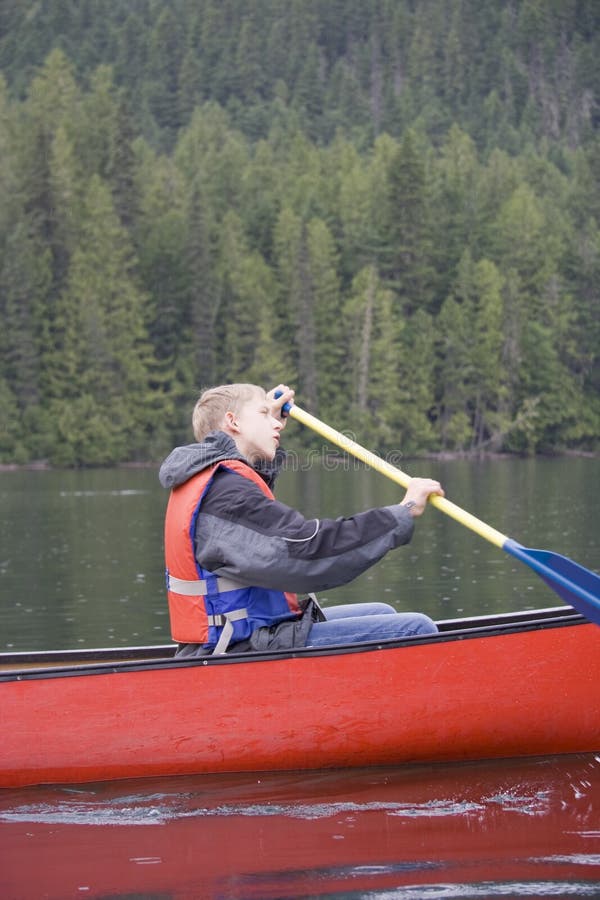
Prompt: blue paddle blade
<box><xmin>504</xmin><ymin>539</ymin><xmax>600</xmax><ymax>625</ymax></box>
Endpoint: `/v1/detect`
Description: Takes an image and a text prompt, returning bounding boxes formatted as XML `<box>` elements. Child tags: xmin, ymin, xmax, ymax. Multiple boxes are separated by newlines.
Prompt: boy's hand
<box><xmin>267</xmin><ymin>384</ymin><xmax>295</xmax><ymax>428</ymax></box>
<box><xmin>400</xmin><ymin>478</ymin><xmax>444</xmax><ymax>517</ymax></box>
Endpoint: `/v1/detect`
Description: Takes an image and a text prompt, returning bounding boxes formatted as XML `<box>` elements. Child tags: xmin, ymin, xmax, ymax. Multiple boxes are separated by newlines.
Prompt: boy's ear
<box><xmin>223</xmin><ymin>410</ymin><xmax>239</xmax><ymax>433</ymax></box>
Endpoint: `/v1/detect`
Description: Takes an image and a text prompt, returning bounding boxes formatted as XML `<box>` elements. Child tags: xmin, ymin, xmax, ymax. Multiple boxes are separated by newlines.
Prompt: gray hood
<box><xmin>158</xmin><ymin>430</ymin><xmax>285</xmax><ymax>490</ymax></box>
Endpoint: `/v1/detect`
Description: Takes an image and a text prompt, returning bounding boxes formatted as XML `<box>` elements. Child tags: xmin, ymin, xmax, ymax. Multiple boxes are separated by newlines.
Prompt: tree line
<box><xmin>2</xmin><ymin>1</ymin><xmax>599</xmax><ymax>153</ymax></box>
<box><xmin>0</xmin><ymin>4</ymin><xmax>598</xmax><ymax>465</ymax></box>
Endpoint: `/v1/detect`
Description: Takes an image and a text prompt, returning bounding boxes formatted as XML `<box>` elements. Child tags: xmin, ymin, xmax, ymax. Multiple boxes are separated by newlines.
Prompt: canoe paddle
<box><xmin>276</xmin><ymin>397</ymin><xmax>600</xmax><ymax>625</ymax></box>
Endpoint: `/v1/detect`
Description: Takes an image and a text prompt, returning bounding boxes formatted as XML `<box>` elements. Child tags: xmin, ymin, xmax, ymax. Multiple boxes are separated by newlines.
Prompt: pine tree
<box><xmin>1</xmin><ymin>222</ymin><xmax>52</xmax><ymax>414</ymax></box>
<box><xmin>185</xmin><ymin>178</ymin><xmax>222</xmax><ymax>393</ymax></box>
<box><xmin>47</xmin><ymin>175</ymin><xmax>159</xmax><ymax>464</ymax></box>
<box><xmin>468</xmin><ymin>257</ymin><xmax>507</xmax><ymax>451</ymax></box>
<box><xmin>217</xmin><ymin>210</ymin><xmax>286</xmax><ymax>386</ymax></box>
<box><xmin>336</xmin><ymin>138</ymin><xmax>375</xmax><ymax>281</ymax></box>
<box><xmin>178</xmin><ymin>47</ymin><xmax>203</xmax><ymax>125</ymax></box>
<box><xmin>440</xmin><ymin>251</ymin><xmax>508</xmax><ymax>453</ymax></box>
<box><xmin>306</xmin><ymin>217</ymin><xmax>345</xmax><ymax>420</ymax></box>
<box><xmin>382</xmin><ymin>129</ymin><xmax>435</xmax><ymax>315</ymax></box>
<box><xmin>292</xmin><ymin>42</ymin><xmax>324</xmax><ymax>138</ymax></box>
<box><xmin>394</xmin><ymin>307</ymin><xmax>437</xmax><ymax>453</ymax></box>
<box><xmin>273</xmin><ymin>206</ymin><xmax>305</xmax><ymax>403</ymax></box>
<box><xmin>146</xmin><ymin>7</ymin><xmax>184</xmax><ymax>141</ymax></box>
<box><xmin>432</xmin><ymin>125</ymin><xmax>481</xmax><ymax>297</ymax></box>
<box><xmin>343</xmin><ymin>264</ymin><xmax>403</xmax><ymax>449</ymax></box>
<box><xmin>238</xmin><ymin>139</ymin><xmax>279</xmax><ymax>259</ymax></box>
<box><xmin>436</xmin><ymin>295</ymin><xmax>473</xmax><ymax>452</ymax></box>
<box><xmin>234</xmin><ymin>17</ymin><xmax>265</xmax><ymax>102</ymax></box>
<box><xmin>20</xmin><ymin>49</ymin><xmax>81</xmax><ymax>285</ymax></box>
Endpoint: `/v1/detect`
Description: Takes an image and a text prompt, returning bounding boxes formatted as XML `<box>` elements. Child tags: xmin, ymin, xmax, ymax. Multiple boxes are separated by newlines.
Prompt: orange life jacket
<box><xmin>164</xmin><ymin>459</ymin><xmax>301</xmax><ymax>652</ymax></box>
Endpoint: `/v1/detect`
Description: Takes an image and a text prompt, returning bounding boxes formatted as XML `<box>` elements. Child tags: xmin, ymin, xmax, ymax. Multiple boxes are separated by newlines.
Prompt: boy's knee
<box><xmin>413</xmin><ymin>613</ymin><xmax>438</xmax><ymax>635</ymax></box>
<box><xmin>364</xmin><ymin>602</ymin><xmax>397</xmax><ymax>616</ymax></box>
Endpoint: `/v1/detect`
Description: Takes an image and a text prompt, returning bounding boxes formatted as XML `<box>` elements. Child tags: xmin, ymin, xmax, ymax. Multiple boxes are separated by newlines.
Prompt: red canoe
<box><xmin>1</xmin><ymin>606</ymin><xmax>598</xmax><ymax>788</ymax></box>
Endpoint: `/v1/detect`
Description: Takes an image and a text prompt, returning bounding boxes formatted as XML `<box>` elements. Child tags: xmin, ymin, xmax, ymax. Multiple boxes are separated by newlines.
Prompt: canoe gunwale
<box><xmin>0</xmin><ymin>605</ymin><xmax>587</xmax><ymax>683</ymax></box>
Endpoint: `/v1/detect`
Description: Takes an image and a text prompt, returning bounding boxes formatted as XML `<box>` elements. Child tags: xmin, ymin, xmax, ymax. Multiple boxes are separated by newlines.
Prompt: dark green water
<box><xmin>1</xmin><ymin>456</ymin><xmax>598</xmax><ymax>651</ymax></box>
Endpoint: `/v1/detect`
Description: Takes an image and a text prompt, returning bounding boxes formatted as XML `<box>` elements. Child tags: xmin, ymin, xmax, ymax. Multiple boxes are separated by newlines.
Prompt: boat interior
<box><xmin>0</xmin><ymin>605</ymin><xmax>585</xmax><ymax>679</ymax></box>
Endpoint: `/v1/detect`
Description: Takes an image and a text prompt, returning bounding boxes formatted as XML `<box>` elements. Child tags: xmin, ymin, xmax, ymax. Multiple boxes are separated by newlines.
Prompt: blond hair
<box><xmin>192</xmin><ymin>383</ymin><xmax>264</xmax><ymax>441</ymax></box>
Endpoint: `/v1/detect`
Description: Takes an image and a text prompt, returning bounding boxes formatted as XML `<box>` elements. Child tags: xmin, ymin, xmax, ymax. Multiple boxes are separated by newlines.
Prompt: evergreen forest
<box><xmin>0</xmin><ymin>0</ymin><xmax>599</xmax><ymax>466</ymax></box>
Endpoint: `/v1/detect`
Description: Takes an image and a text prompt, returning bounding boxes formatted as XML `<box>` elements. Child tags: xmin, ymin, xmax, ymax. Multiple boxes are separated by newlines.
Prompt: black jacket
<box><xmin>159</xmin><ymin>431</ymin><xmax>416</xmax><ymax>653</ymax></box>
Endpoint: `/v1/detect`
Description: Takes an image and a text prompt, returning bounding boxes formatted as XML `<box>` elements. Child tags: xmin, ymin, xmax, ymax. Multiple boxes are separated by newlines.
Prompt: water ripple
<box><xmin>370</xmin><ymin>882</ymin><xmax>600</xmax><ymax>898</ymax></box>
<box><xmin>0</xmin><ymin>790</ymin><xmax>560</xmax><ymax>827</ymax></box>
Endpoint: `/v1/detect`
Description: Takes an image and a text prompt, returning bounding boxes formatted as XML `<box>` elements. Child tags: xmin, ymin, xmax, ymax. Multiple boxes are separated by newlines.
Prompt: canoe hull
<box><xmin>1</xmin><ymin>610</ymin><xmax>599</xmax><ymax>787</ymax></box>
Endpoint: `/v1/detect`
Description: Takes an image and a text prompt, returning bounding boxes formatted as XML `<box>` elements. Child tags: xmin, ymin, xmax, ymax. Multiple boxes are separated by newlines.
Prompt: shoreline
<box><xmin>0</xmin><ymin>447</ymin><xmax>597</xmax><ymax>473</ymax></box>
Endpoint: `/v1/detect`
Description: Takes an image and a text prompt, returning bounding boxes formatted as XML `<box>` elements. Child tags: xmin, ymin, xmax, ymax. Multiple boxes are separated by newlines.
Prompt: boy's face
<box><xmin>231</xmin><ymin>390</ymin><xmax>283</xmax><ymax>464</ymax></box>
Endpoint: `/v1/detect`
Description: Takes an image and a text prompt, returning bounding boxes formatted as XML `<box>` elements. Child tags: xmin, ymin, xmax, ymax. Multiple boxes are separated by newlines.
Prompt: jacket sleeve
<box><xmin>195</xmin><ymin>468</ymin><xmax>415</xmax><ymax>594</ymax></box>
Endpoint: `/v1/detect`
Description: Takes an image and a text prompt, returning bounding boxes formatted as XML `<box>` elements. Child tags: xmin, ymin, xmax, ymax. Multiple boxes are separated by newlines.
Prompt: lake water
<box><xmin>0</xmin><ymin>455</ymin><xmax>598</xmax><ymax>651</ymax></box>
<box><xmin>1</xmin><ymin>754</ymin><xmax>599</xmax><ymax>899</ymax></box>
<box><xmin>1</xmin><ymin>457</ymin><xmax>599</xmax><ymax>898</ymax></box>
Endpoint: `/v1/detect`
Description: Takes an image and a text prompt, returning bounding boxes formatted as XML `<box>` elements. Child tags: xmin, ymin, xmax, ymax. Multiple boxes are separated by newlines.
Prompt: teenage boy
<box><xmin>159</xmin><ymin>383</ymin><xmax>444</xmax><ymax>656</ymax></box>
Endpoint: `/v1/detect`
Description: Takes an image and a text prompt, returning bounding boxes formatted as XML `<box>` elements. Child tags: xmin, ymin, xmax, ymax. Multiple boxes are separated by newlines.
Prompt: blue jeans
<box><xmin>305</xmin><ymin>602</ymin><xmax>438</xmax><ymax>647</ymax></box>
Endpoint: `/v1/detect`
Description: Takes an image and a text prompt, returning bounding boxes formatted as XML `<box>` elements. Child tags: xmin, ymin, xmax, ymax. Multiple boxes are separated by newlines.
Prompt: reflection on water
<box><xmin>0</xmin><ymin>457</ymin><xmax>598</xmax><ymax>650</ymax></box>
<box><xmin>1</xmin><ymin>754</ymin><xmax>599</xmax><ymax>898</ymax></box>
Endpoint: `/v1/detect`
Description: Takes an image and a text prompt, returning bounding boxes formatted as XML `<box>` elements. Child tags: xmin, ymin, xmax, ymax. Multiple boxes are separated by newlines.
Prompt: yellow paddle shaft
<box><xmin>288</xmin><ymin>404</ymin><xmax>507</xmax><ymax>550</ymax></box>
